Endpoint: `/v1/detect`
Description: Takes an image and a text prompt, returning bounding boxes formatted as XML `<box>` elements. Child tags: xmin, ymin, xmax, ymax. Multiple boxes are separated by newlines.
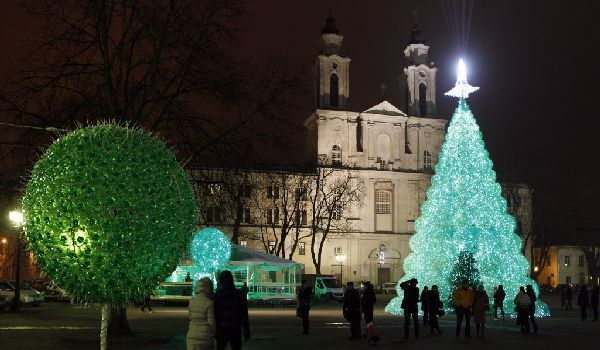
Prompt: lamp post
<box><xmin>335</xmin><ymin>255</ymin><xmax>346</xmax><ymax>284</ymax></box>
<box><xmin>9</xmin><ymin>210</ymin><xmax>23</xmax><ymax>313</ymax></box>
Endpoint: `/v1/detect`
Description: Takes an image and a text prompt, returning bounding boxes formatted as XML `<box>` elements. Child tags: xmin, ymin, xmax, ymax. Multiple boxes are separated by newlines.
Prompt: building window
<box><xmin>267</xmin><ymin>185</ymin><xmax>280</xmax><ymax>199</ymax></box>
<box><xmin>295</xmin><ymin>187</ymin><xmax>308</xmax><ymax>201</ymax></box>
<box><xmin>239</xmin><ymin>185</ymin><xmax>252</xmax><ymax>198</ymax></box>
<box><xmin>298</xmin><ymin>242</ymin><xmax>306</xmax><ymax>256</ymax></box>
<box><xmin>330</xmin><ymin>73</ymin><xmax>339</xmax><ymax>108</ymax></box>
<box><xmin>566</xmin><ymin>276</ymin><xmax>571</xmax><ymax>285</ymax></box>
<box><xmin>424</xmin><ymin>150</ymin><xmax>432</xmax><ymax>170</ymax></box>
<box><xmin>564</xmin><ymin>255</ymin><xmax>570</xmax><ymax>267</ymax></box>
<box><xmin>205</xmin><ymin>207</ymin><xmax>221</xmax><ymax>223</ymax></box>
<box><xmin>579</xmin><ymin>272</ymin><xmax>586</xmax><ymax>285</ymax></box>
<box><xmin>334</xmin><ymin>247</ymin><xmax>342</xmax><ymax>256</ymax></box>
<box><xmin>579</xmin><ymin>255</ymin><xmax>585</xmax><ymax>267</ymax></box>
<box><xmin>331</xmin><ymin>145</ymin><xmax>342</xmax><ymax>166</ymax></box>
<box><xmin>273</xmin><ymin>207</ymin><xmax>279</xmax><ymax>224</ymax></box>
<box><xmin>295</xmin><ymin>209</ymin><xmax>308</xmax><ymax>226</ymax></box>
<box><xmin>266</xmin><ymin>209</ymin><xmax>273</xmax><ymax>224</ymax></box>
<box><xmin>268</xmin><ymin>240</ymin><xmax>276</xmax><ymax>253</ymax></box>
<box><xmin>375</xmin><ymin>190</ymin><xmax>392</xmax><ymax>214</ymax></box>
<box><xmin>331</xmin><ymin>203</ymin><xmax>342</xmax><ymax>220</ymax></box>
<box><xmin>242</xmin><ymin>208</ymin><xmax>251</xmax><ymax>223</ymax></box>
<box><xmin>419</xmin><ymin>83</ymin><xmax>427</xmax><ymax>116</ymax></box>
<box><xmin>356</xmin><ymin>116</ymin><xmax>363</xmax><ymax>152</ymax></box>
<box><xmin>240</xmin><ymin>240</ymin><xmax>247</xmax><ymax>247</ymax></box>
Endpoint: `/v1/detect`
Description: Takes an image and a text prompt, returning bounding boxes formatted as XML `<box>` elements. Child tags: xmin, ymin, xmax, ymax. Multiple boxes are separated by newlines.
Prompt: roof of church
<box><xmin>321</xmin><ymin>13</ymin><xmax>340</xmax><ymax>34</ymax></box>
<box><xmin>363</xmin><ymin>100</ymin><xmax>407</xmax><ymax>116</ymax></box>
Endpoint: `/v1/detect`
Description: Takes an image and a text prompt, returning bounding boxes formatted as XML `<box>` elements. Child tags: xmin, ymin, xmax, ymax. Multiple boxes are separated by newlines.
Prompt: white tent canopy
<box><xmin>228</xmin><ymin>245</ymin><xmax>304</xmax><ymax>269</ymax></box>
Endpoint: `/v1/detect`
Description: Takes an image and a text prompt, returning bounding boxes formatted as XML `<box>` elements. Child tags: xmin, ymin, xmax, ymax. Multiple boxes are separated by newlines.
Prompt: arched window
<box><xmin>330</xmin><ymin>73</ymin><xmax>339</xmax><ymax>108</ymax></box>
<box><xmin>375</xmin><ymin>190</ymin><xmax>391</xmax><ymax>214</ymax></box>
<box><xmin>419</xmin><ymin>83</ymin><xmax>427</xmax><ymax>116</ymax></box>
<box><xmin>424</xmin><ymin>150</ymin><xmax>432</xmax><ymax>170</ymax></box>
<box><xmin>331</xmin><ymin>145</ymin><xmax>342</xmax><ymax>166</ymax></box>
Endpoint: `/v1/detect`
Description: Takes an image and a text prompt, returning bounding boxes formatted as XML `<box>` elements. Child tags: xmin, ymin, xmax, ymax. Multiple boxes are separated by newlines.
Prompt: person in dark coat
<box><xmin>591</xmin><ymin>285</ymin><xmax>599</xmax><ymax>321</ymax></box>
<box><xmin>493</xmin><ymin>284</ymin><xmax>506</xmax><ymax>319</ymax></box>
<box><xmin>420</xmin><ymin>286</ymin><xmax>429</xmax><ymax>327</ymax></box>
<box><xmin>427</xmin><ymin>285</ymin><xmax>442</xmax><ymax>334</ymax></box>
<box><xmin>343</xmin><ymin>282</ymin><xmax>362</xmax><ymax>339</ymax></box>
<box><xmin>525</xmin><ymin>285</ymin><xmax>538</xmax><ymax>333</ymax></box>
<box><xmin>560</xmin><ymin>286</ymin><xmax>566</xmax><ymax>310</ymax></box>
<box><xmin>214</xmin><ymin>271</ymin><xmax>250</xmax><ymax>350</ymax></box>
<box><xmin>577</xmin><ymin>284</ymin><xmax>589</xmax><ymax>321</ymax></box>
<box><xmin>400</xmin><ymin>278</ymin><xmax>420</xmax><ymax>340</ymax></box>
<box><xmin>565</xmin><ymin>285</ymin><xmax>573</xmax><ymax>310</ymax></box>
<box><xmin>361</xmin><ymin>281</ymin><xmax>376</xmax><ymax>327</ymax></box>
<box><xmin>297</xmin><ymin>281</ymin><xmax>312</xmax><ymax>335</ymax></box>
<box><xmin>141</xmin><ymin>293</ymin><xmax>153</xmax><ymax>313</ymax></box>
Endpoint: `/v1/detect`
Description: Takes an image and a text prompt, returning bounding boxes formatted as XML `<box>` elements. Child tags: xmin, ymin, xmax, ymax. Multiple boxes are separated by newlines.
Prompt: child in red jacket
<box><xmin>366</xmin><ymin>322</ymin><xmax>380</xmax><ymax>345</ymax></box>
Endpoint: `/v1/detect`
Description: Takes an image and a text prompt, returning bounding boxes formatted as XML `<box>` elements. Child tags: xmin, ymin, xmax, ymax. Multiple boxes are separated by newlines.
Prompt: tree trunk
<box><xmin>108</xmin><ymin>304</ymin><xmax>133</xmax><ymax>338</ymax></box>
<box><xmin>100</xmin><ymin>304</ymin><xmax>109</xmax><ymax>350</ymax></box>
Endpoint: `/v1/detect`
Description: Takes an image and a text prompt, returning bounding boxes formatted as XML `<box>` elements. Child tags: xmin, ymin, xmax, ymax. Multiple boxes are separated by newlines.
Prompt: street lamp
<box><xmin>335</xmin><ymin>255</ymin><xmax>346</xmax><ymax>284</ymax></box>
<box><xmin>8</xmin><ymin>210</ymin><xmax>23</xmax><ymax>313</ymax></box>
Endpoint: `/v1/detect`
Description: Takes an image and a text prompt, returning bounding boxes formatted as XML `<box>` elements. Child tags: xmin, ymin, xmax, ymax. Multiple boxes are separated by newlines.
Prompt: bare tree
<box><xmin>581</xmin><ymin>244</ymin><xmax>600</xmax><ymax>284</ymax></box>
<box><xmin>0</xmin><ymin>0</ymin><xmax>303</xmax><ymax>338</ymax></box>
<box><xmin>308</xmin><ymin>162</ymin><xmax>365</xmax><ymax>274</ymax></box>
<box><xmin>252</xmin><ymin>171</ymin><xmax>312</xmax><ymax>259</ymax></box>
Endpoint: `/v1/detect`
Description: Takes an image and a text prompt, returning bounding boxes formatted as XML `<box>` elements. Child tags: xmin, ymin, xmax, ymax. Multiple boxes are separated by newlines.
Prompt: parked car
<box><xmin>0</xmin><ymin>295</ymin><xmax>8</xmax><ymax>311</ymax></box>
<box><xmin>29</xmin><ymin>281</ymin><xmax>71</xmax><ymax>302</ymax></box>
<box><xmin>0</xmin><ymin>281</ymin><xmax>45</xmax><ymax>306</ymax></box>
<box><xmin>382</xmin><ymin>282</ymin><xmax>397</xmax><ymax>294</ymax></box>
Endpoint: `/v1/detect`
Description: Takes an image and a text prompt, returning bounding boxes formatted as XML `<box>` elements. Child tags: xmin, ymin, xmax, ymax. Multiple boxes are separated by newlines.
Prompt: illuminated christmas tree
<box><xmin>385</xmin><ymin>60</ymin><xmax>549</xmax><ymax>317</ymax></box>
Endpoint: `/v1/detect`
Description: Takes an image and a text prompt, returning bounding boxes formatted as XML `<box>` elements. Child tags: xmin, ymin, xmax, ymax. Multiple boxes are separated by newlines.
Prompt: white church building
<box><xmin>193</xmin><ymin>15</ymin><xmax>532</xmax><ymax>288</ymax></box>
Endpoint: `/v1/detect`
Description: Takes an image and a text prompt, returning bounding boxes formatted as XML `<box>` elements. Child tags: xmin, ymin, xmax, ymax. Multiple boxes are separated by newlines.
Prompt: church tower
<box><xmin>399</xmin><ymin>17</ymin><xmax>437</xmax><ymax>117</ymax></box>
<box><xmin>315</xmin><ymin>13</ymin><xmax>351</xmax><ymax>110</ymax></box>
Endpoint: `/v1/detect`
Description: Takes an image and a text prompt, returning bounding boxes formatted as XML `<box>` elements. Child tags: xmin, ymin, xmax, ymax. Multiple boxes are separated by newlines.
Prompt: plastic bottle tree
<box><xmin>386</xmin><ymin>60</ymin><xmax>549</xmax><ymax>317</ymax></box>
<box><xmin>23</xmin><ymin>124</ymin><xmax>197</xmax><ymax>348</ymax></box>
<box><xmin>190</xmin><ymin>227</ymin><xmax>232</xmax><ymax>286</ymax></box>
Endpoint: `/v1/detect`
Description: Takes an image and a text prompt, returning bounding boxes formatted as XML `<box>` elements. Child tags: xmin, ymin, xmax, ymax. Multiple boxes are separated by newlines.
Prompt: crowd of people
<box><xmin>560</xmin><ymin>284</ymin><xmax>600</xmax><ymax>321</ymax></box>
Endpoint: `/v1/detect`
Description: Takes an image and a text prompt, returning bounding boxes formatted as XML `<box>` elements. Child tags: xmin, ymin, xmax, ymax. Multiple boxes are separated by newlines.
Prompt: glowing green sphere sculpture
<box><xmin>385</xmin><ymin>100</ymin><xmax>550</xmax><ymax>317</ymax></box>
<box><xmin>191</xmin><ymin>227</ymin><xmax>231</xmax><ymax>273</ymax></box>
<box><xmin>23</xmin><ymin>124</ymin><xmax>197</xmax><ymax>304</ymax></box>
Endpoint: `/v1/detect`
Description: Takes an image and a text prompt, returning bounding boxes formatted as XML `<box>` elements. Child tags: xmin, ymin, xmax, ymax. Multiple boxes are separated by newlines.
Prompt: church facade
<box><xmin>192</xmin><ymin>15</ymin><xmax>533</xmax><ymax>288</ymax></box>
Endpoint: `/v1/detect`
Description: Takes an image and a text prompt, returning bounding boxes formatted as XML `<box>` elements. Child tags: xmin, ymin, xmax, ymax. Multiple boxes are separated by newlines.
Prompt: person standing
<box><xmin>187</xmin><ymin>277</ymin><xmax>216</xmax><ymax>350</ymax></box>
<box><xmin>565</xmin><ymin>285</ymin><xmax>573</xmax><ymax>310</ymax></box>
<box><xmin>343</xmin><ymin>282</ymin><xmax>362</xmax><ymax>339</ymax></box>
<box><xmin>577</xmin><ymin>284</ymin><xmax>589</xmax><ymax>321</ymax></box>
<box><xmin>493</xmin><ymin>285</ymin><xmax>506</xmax><ymax>320</ymax></box>
<box><xmin>400</xmin><ymin>278</ymin><xmax>420</xmax><ymax>340</ymax></box>
<box><xmin>525</xmin><ymin>285</ymin><xmax>538</xmax><ymax>333</ymax></box>
<box><xmin>141</xmin><ymin>293</ymin><xmax>153</xmax><ymax>313</ymax></box>
<box><xmin>420</xmin><ymin>286</ymin><xmax>429</xmax><ymax>327</ymax></box>
<box><xmin>214</xmin><ymin>271</ymin><xmax>250</xmax><ymax>350</ymax></box>
<box><xmin>427</xmin><ymin>285</ymin><xmax>442</xmax><ymax>334</ymax></box>
<box><xmin>472</xmin><ymin>285</ymin><xmax>489</xmax><ymax>338</ymax></box>
<box><xmin>514</xmin><ymin>286</ymin><xmax>531</xmax><ymax>334</ymax></box>
<box><xmin>452</xmin><ymin>281</ymin><xmax>474</xmax><ymax>338</ymax></box>
<box><xmin>361</xmin><ymin>281</ymin><xmax>376</xmax><ymax>328</ymax></box>
<box><xmin>591</xmin><ymin>285</ymin><xmax>599</xmax><ymax>321</ymax></box>
<box><xmin>185</xmin><ymin>272</ymin><xmax>193</xmax><ymax>282</ymax></box>
<box><xmin>560</xmin><ymin>286</ymin><xmax>566</xmax><ymax>310</ymax></box>
<box><xmin>297</xmin><ymin>281</ymin><xmax>312</xmax><ymax>335</ymax></box>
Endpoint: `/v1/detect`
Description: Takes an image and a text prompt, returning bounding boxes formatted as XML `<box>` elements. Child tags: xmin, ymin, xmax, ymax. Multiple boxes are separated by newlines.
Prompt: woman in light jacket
<box><xmin>187</xmin><ymin>277</ymin><xmax>216</xmax><ymax>350</ymax></box>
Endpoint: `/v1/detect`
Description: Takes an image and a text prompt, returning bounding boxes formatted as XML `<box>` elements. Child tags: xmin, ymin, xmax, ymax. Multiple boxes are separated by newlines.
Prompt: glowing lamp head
<box><xmin>9</xmin><ymin>210</ymin><xmax>23</xmax><ymax>227</ymax></box>
<box><xmin>335</xmin><ymin>255</ymin><xmax>346</xmax><ymax>263</ymax></box>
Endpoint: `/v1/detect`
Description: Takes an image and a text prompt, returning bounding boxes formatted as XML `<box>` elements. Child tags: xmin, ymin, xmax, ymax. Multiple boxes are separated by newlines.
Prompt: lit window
<box><xmin>240</xmin><ymin>240</ymin><xmax>247</xmax><ymax>247</ymax></box>
<box><xmin>375</xmin><ymin>190</ymin><xmax>392</xmax><ymax>214</ymax></box>
<box><xmin>331</xmin><ymin>145</ymin><xmax>342</xmax><ymax>166</ymax></box>
<box><xmin>298</xmin><ymin>242</ymin><xmax>306</xmax><ymax>256</ymax></box>
<box><xmin>424</xmin><ymin>150</ymin><xmax>432</xmax><ymax>170</ymax></box>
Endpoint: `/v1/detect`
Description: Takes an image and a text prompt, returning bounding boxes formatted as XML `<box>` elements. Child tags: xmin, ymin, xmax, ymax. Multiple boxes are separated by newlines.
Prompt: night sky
<box><xmin>1</xmin><ymin>1</ymin><xmax>600</xmax><ymax>228</ymax></box>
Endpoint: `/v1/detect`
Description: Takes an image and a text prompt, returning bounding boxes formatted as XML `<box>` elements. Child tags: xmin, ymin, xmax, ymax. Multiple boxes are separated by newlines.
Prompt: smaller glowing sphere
<box><xmin>191</xmin><ymin>228</ymin><xmax>232</xmax><ymax>273</ymax></box>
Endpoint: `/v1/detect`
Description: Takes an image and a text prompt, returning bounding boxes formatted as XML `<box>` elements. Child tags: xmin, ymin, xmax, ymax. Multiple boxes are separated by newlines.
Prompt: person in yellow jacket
<box><xmin>452</xmin><ymin>281</ymin><xmax>474</xmax><ymax>338</ymax></box>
